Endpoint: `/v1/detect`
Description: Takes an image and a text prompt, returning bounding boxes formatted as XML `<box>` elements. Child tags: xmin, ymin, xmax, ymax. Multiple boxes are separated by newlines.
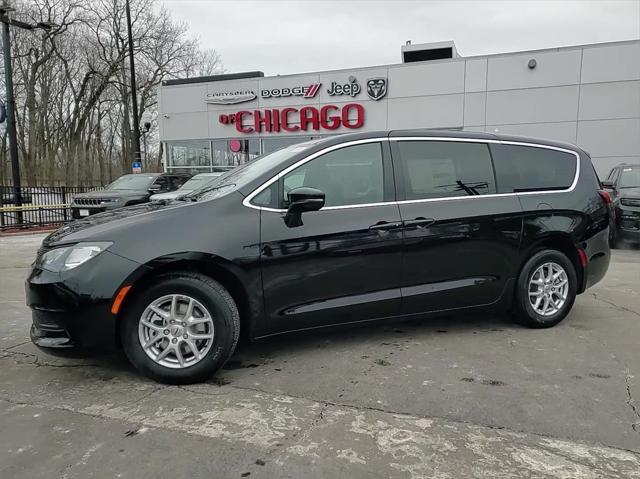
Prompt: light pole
<box><xmin>141</xmin><ymin>121</ymin><xmax>150</xmax><ymax>169</ymax></box>
<box><xmin>0</xmin><ymin>3</ymin><xmax>55</xmax><ymax>225</ymax></box>
<box><xmin>125</xmin><ymin>0</ymin><xmax>141</xmax><ymax>168</ymax></box>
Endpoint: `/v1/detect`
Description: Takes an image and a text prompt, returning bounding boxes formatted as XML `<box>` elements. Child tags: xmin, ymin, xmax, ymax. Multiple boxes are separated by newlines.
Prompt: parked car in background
<box><xmin>602</xmin><ymin>164</ymin><xmax>640</xmax><ymax>247</ymax></box>
<box><xmin>70</xmin><ymin>172</ymin><xmax>191</xmax><ymax>219</ymax></box>
<box><xmin>27</xmin><ymin>131</ymin><xmax>610</xmax><ymax>384</ymax></box>
<box><xmin>150</xmin><ymin>173</ymin><xmax>224</xmax><ymax>201</ymax></box>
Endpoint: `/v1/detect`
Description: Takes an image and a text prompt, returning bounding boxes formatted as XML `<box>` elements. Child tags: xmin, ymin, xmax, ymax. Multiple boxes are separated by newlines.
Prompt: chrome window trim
<box><xmin>243</xmin><ymin>138</ymin><xmax>389</xmax><ymax>212</ymax></box>
<box><xmin>242</xmin><ymin>136</ymin><xmax>581</xmax><ymax>213</ymax></box>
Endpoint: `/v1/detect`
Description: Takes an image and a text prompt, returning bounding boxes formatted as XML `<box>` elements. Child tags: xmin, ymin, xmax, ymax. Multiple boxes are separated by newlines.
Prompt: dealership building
<box><xmin>158</xmin><ymin>39</ymin><xmax>640</xmax><ymax>176</ymax></box>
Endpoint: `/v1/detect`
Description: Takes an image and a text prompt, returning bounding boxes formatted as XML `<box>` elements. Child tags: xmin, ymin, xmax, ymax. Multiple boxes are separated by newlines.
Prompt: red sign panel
<box><xmin>219</xmin><ymin>103</ymin><xmax>365</xmax><ymax>134</ymax></box>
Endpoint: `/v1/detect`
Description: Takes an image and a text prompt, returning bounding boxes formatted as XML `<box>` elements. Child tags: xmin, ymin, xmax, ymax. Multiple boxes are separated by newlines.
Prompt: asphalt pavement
<box><xmin>0</xmin><ymin>233</ymin><xmax>639</xmax><ymax>478</ymax></box>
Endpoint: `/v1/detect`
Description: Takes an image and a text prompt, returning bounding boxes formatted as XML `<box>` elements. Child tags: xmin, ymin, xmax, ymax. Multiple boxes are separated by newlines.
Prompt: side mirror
<box><xmin>284</xmin><ymin>187</ymin><xmax>325</xmax><ymax>227</ymax></box>
<box><xmin>148</xmin><ymin>184</ymin><xmax>162</xmax><ymax>193</ymax></box>
<box><xmin>601</xmin><ymin>180</ymin><xmax>615</xmax><ymax>190</ymax></box>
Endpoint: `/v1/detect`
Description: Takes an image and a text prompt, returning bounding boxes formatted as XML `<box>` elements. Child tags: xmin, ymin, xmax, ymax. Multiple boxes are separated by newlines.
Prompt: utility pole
<box><xmin>0</xmin><ymin>3</ymin><xmax>55</xmax><ymax>226</ymax></box>
<box><xmin>125</xmin><ymin>0</ymin><xmax>141</xmax><ymax>169</ymax></box>
<box><xmin>2</xmin><ymin>19</ymin><xmax>20</xmax><ymax>218</ymax></box>
<box><xmin>141</xmin><ymin>121</ymin><xmax>150</xmax><ymax>168</ymax></box>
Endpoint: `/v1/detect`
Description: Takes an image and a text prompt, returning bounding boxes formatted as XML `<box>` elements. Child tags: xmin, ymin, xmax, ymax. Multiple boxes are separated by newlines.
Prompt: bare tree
<box><xmin>2</xmin><ymin>0</ymin><xmax>223</xmax><ymax>186</ymax></box>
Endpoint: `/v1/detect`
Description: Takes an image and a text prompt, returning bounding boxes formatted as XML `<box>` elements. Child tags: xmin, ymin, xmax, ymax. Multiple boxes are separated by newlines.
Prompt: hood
<box><xmin>44</xmin><ymin>201</ymin><xmax>186</xmax><ymax>247</ymax></box>
<box><xmin>74</xmin><ymin>189</ymin><xmax>149</xmax><ymax>199</ymax></box>
<box><xmin>150</xmin><ymin>190</ymin><xmax>193</xmax><ymax>201</ymax></box>
<box><xmin>620</xmin><ymin>187</ymin><xmax>640</xmax><ymax>198</ymax></box>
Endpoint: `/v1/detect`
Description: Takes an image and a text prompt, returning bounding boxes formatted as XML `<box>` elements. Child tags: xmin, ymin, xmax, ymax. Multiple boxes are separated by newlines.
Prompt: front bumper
<box><xmin>71</xmin><ymin>205</ymin><xmax>106</xmax><ymax>219</ymax></box>
<box><xmin>26</xmin><ymin>249</ymin><xmax>143</xmax><ymax>356</ymax></box>
<box><xmin>614</xmin><ymin>205</ymin><xmax>640</xmax><ymax>244</ymax></box>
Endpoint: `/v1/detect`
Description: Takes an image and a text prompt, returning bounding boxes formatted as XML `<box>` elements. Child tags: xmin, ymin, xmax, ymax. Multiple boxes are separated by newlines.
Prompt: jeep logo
<box><xmin>327</xmin><ymin>76</ymin><xmax>361</xmax><ymax>97</ymax></box>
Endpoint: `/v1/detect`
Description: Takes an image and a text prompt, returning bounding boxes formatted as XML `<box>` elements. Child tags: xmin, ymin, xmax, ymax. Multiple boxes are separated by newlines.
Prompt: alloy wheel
<box><xmin>528</xmin><ymin>262</ymin><xmax>569</xmax><ymax>316</ymax></box>
<box><xmin>138</xmin><ymin>294</ymin><xmax>215</xmax><ymax>368</ymax></box>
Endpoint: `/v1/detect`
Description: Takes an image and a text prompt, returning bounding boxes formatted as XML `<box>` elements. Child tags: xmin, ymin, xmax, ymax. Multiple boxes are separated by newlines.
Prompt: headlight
<box><xmin>40</xmin><ymin>242</ymin><xmax>113</xmax><ymax>272</ymax></box>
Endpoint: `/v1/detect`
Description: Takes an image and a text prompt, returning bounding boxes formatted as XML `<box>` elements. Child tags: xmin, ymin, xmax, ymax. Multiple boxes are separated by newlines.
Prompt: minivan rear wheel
<box><xmin>513</xmin><ymin>249</ymin><xmax>577</xmax><ymax>328</ymax></box>
<box><xmin>121</xmin><ymin>272</ymin><xmax>240</xmax><ymax>384</ymax></box>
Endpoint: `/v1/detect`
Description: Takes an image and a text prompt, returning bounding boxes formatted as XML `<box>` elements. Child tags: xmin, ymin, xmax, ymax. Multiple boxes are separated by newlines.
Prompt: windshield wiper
<box><xmin>188</xmin><ymin>184</ymin><xmax>232</xmax><ymax>202</ymax></box>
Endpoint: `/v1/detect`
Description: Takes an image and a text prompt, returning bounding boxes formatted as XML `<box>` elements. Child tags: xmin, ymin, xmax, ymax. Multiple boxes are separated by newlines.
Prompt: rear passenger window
<box><xmin>396</xmin><ymin>141</ymin><xmax>496</xmax><ymax>200</ymax></box>
<box><xmin>492</xmin><ymin>145</ymin><xmax>577</xmax><ymax>193</ymax></box>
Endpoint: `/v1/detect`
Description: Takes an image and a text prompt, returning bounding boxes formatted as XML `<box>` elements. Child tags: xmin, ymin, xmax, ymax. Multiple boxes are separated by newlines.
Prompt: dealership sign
<box><xmin>261</xmin><ymin>84</ymin><xmax>322</xmax><ymax>99</ymax></box>
<box><xmin>327</xmin><ymin>76</ymin><xmax>361</xmax><ymax>97</ymax></box>
<box><xmin>366</xmin><ymin>78</ymin><xmax>387</xmax><ymax>101</ymax></box>
<box><xmin>205</xmin><ymin>90</ymin><xmax>256</xmax><ymax>105</ymax></box>
<box><xmin>208</xmin><ymin>76</ymin><xmax>387</xmax><ymax>104</ymax></box>
<box><xmin>219</xmin><ymin>104</ymin><xmax>365</xmax><ymax>133</ymax></box>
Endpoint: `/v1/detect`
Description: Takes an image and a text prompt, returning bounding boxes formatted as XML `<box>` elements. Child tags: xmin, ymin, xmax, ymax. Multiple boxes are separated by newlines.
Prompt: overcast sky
<box><xmin>161</xmin><ymin>0</ymin><xmax>640</xmax><ymax>76</ymax></box>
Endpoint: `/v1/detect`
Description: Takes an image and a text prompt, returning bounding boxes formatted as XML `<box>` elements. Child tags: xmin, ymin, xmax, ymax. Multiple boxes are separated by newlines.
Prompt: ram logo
<box><xmin>366</xmin><ymin>78</ymin><xmax>388</xmax><ymax>101</ymax></box>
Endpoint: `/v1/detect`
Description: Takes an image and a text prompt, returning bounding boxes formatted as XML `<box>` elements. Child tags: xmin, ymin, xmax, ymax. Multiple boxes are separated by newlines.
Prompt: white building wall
<box><xmin>159</xmin><ymin>39</ymin><xmax>640</xmax><ymax>176</ymax></box>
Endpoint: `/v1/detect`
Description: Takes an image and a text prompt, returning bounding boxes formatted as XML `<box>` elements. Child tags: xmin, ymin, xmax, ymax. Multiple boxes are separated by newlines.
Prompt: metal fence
<box><xmin>0</xmin><ymin>185</ymin><xmax>103</xmax><ymax>231</ymax></box>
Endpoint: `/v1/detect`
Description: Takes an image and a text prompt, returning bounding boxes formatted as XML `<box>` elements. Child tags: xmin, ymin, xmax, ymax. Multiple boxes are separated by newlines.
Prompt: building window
<box><xmin>262</xmin><ymin>136</ymin><xmax>324</xmax><ymax>155</ymax></box>
<box><xmin>213</xmin><ymin>139</ymin><xmax>260</xmax><ymax>167</ymax></box>
<box><xmin>166</xmin><ymin>141</ymin><xmax>211</xmax><ymax>168</ymax></box>
<box><xmin>164</xmin><ymin>139</ymin><xmax>262</xmax><ymax>173</ymax></box>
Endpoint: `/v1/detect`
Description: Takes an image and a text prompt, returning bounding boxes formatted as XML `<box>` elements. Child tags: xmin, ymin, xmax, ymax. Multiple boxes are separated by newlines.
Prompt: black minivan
<box><xmin>27</xmin><ymin>131</ymin><xmax>611</xmax><ymax>383</ymax></box>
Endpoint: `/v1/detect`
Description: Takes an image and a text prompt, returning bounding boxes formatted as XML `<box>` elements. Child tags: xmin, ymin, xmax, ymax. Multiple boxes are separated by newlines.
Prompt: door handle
<box><xmin>369</xmin><ymin>221</ymin><xmax>403</xmax><ymax>231</ymax></box>
<box><xmin>403</xmin><ymin>217</ymin><xmax>435</xmax><ymax>228</ymax></box>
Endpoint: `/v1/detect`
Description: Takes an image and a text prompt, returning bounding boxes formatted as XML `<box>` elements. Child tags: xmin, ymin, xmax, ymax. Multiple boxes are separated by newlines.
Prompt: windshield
<box><xmin>107</xmin><ymin>175</ymin><xmax>157</xmax><ymax>191</ymax></box>
<box><xmin>179</xmin><ymin>175</ymin><xmax>222</xmax><ymax>191</ymax></box>
<box><xmin>188</xmin><ymin>140</ymin><xmax>321</xmax><ymax>201</ymax></box>
<box><xmin>619</xmin><ymin>168</ymin><xmax>640</xmax><ymax>188</ymax></box>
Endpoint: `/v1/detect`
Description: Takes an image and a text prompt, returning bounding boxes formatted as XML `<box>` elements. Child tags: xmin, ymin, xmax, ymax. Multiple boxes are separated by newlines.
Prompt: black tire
<box><xmin>513</xmin><ymin>249</ymin><xmax>578</xmax><ymax>328</ymax></box>
<box><xmin>121</xmin><ymin>272</ymin><xmax>240</xmax><ymax>384</ymax></box>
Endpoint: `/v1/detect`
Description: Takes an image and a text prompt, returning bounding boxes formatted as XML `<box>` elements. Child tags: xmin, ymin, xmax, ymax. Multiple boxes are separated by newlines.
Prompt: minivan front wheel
<box><xmin>514</xmin><ymin>250</ymin><xmax>577</xmax><ymax>328</ymax></box>
<box><xmin>121</xmin><ymin>272</ymin><xmax>240</xmax><ymax>384</ymax></box>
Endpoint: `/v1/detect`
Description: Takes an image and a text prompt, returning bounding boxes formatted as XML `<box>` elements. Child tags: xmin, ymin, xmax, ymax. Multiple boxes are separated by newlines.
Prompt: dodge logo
<box><xmin>366</xmin><ymin>78</ymin><xmax>387</xmax><ymax>101</ymax></box>
<box><xmin>261</xmin><ymin>84</ymin><xmax>322</xmax><ymax>99</ymax></box>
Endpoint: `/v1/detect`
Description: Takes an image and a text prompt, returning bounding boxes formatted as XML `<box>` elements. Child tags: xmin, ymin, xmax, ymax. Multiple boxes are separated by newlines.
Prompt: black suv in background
<box><xmin>602</xmin><ymin>164</ymin><xmax>640</xmax><ymax>247</ymax></box>
<box><xmin>27</xmin><ymin>131</ymin><xmax>611</xmax><ymax>384</ymax></box>
<box><xmin>71</xmin><ymin>172</ymin><xmax>191</xmax><ymax>219</ymax></box>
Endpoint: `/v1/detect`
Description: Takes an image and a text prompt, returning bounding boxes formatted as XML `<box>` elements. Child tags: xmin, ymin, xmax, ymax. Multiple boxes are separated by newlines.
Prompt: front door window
<box><xmin>282</xmin><ymin>143</ymin><xmax>384</xmax><ymax>207</ymax></box>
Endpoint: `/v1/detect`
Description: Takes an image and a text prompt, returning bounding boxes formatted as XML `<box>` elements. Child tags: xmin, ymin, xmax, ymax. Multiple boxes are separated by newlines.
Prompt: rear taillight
<box><xmin>598</xmin><ymin>190</ymin><xmax>612</xmax><ymax>205</ymax></box>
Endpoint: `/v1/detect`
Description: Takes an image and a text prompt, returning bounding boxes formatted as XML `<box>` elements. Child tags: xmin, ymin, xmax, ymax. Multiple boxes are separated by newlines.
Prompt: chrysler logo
<box><xmin>366</xmin><ymin>78</ymin><xmax>387</xmax><ymax>101</ymax></box>
<box><xmin>205</xmin><ymin>90</ymin><xmax>257</xmax><ymax>105</ymax></box>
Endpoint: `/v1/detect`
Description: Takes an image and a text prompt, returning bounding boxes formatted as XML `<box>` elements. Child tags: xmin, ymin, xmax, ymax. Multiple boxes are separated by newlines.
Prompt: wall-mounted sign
<box><xmin>218</xmin><ymin>104</ymin><xmax>365</xmax><ymax>133</ymax></box>
<box><xmin>261</xmin><ymin>83</ymin><xmax>322</xmax><ymax>99</ymax></box>
<box><xmin>229</xmin><ymin>139</ymin><xmax>243</xmax><ymax>152</ymax></box>
<box><xmin>366</xmin><ymin>78</ymin><xmax>388</xmax><ymax>101</ymax></box>
<box><xmin>205</xmin><ymin>90</ymin><xmax>256</xmax><ymax>105</ymax></box>
<box><xmin>327</xmin><ymin>76</ymin><xmax>361</xmax><ymax>97</ymax></box>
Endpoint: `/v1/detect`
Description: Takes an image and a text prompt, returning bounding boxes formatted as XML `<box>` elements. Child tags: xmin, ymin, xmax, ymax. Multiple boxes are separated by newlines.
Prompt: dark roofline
<box><xmin>162</xmin><ymin>71</ymin><xmax>264</xmax><ymax>87</ymax></box>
